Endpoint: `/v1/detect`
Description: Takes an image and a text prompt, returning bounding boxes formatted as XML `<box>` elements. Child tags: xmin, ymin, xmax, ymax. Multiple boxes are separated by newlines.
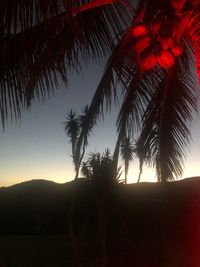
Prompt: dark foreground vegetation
<box><xmin>0</xmin><ymin>177</ymin><xmax>200</xmax><ymax>267</ymax></box>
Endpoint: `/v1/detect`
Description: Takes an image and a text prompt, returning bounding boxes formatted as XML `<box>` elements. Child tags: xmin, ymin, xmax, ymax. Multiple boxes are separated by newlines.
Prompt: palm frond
<box><xmin>138</xmin><ymin>43</ymin><xmax>198</xmax><ymax>181</ymax></box>
<box><xmin>1</xmin><ymin>0</ymin><xmax>133</xmax><ymax>33</ymax></box>
<box><xmin>113</xmin><ymin>70</ymin><xmax>152</xmax><ymax>174</ymax></box>
<box><xmin>120</xmin><ymin>136</ymin><xmax>134</xmax><ymax>161</ymax></box>
<box><xmin>0</xmin><ymin>0</ymin><xmax>133</xmax><ymax>126</ymax></box>
<box><xmin>116</xmin><ymin>66</ymin><xmax>163</xmax><ymax>139</ymax></box>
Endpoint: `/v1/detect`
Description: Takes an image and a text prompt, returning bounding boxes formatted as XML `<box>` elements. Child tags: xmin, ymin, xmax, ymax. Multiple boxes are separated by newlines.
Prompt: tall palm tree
<box><xmin>1</xmin><ymin>0</ymin><xmax>200</xmax><ymax>182</ymax></box>
<box><xmin>120</xmin><ymin>136</ymin><xmax>134</xmax><ymax>184</ymax></box>
<box><xmin>133</xmin><ymin>137</ymin><xmax>151</xmax><ymax>183</ymax></box>
<box><xmin>64</xmin><ymin>105</ymin><xmax>93</xmax><ymax>179</ymax></box>
<box><xmin>74</xmin><ymin>105</ymin><xmax>94</xmax><ymax>179</ymax></box>
<box><xmin>64</xmin><ymin>110</ymin><xmax>80</xmax><ymax>176</ymax></box>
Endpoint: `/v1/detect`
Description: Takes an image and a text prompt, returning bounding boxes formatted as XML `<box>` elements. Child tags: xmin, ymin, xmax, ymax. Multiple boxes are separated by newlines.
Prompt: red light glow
<box><xmin>171</xmin><ymin>44</ymin><xmax>183</xmax><ymax>57</ymax></box>
<box><xmin>158</xmin><ymin>50</ymin><xmax>175</xmax><ymax>68</ymax></box>
<box><xmin>131</xmin><ymin>24</ymin><xmax>149</xmax><ymax>37</ymax></box>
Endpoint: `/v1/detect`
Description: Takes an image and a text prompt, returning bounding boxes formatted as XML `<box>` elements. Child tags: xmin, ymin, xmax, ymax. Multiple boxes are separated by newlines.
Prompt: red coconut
<box><xmin>158</xmin><ymin>50</ymin><xmax>175</xmax><ymax>68</ymax></box>
<box><xmin>134</xmin><ymin>35</ymin><xmax>152</xmax><ymax>53</ymax></box>
<box><xmin>131</xmin><ymin>24</ymin><xmax>149</xmax><ymax>37</ymax></box>
<box><xmin>171</xmin><ymin>44</ymin><xmax>184</xmax><ymax>56</ymax></box>
<box><xmin>141</xmin><ymin>53</ymin><xmax>157</xmax><ymax>70</ymax></box>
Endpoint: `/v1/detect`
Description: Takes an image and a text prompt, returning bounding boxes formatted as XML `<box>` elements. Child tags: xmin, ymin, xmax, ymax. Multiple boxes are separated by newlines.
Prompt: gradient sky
<box><xmin>0</xmin><ymin>61</ymin><xmax>200</xmax><ymax>187</ymax></box>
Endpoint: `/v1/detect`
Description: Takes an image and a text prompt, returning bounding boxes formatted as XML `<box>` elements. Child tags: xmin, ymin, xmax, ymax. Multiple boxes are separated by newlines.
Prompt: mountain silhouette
<box><xmin>0</xmin><ymin>177</ymin><xmax>200</xmax><ymax>266</ymax></box>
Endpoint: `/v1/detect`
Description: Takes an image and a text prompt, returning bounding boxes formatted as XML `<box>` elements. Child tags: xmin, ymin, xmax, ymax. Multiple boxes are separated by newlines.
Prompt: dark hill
<box><xmin>0</xmin><ymin>177</ymin><xmax>200</xmax><ymax>234</ymax></box>
<box><xmin>0</xmin><ymin>177</ymin><xmax>200</xmax><ymax>266</ymax></box>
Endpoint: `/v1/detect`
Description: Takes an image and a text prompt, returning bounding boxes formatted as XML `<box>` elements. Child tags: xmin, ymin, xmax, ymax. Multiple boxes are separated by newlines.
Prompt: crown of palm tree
<box><xmin>81</xmin><ymin>148</ymin><xmax>122</xmax><ymax>183</ymax></box>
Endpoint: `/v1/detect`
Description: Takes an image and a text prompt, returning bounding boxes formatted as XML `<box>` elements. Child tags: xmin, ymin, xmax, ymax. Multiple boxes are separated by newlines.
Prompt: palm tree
<box><xmin>64</xmin><ymin>105</ymin><xmax>93</xmax><ymax>179</ymax></box>
<box><xmin>81</xmin><ymin>148</ymin><xmax>123</xmax><ymax>267</ymax></box>
<box><xmin>1</xmin><ymin>0</ymin><xmax>200</xmax><ymax>182</ymax></box>
<box><xmin>64</xmin><ymin>110</ymin><xmax>80</xmax><ymax>172</ymax></box>
<box><xmin>74</xmin><ymin>105</ymin><xmax>94</xmax><ymax>179</ymax></box>
<box><xmin>133</xmin><ymin>137</ymin><xmax>151</xmax><ymax>183</ymax></box>
<box><xmin>81</xmin><ymin>149</ymin><xmax>122</xmax><ymax>183</ymax></box>
<box><xmin>120</xmin><ymin>136</ymin><xmax>134</xmax><ymax>184</ymax></box>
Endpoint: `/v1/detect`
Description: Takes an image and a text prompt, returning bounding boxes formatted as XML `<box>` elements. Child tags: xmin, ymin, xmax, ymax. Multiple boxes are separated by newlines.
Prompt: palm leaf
<box><xmin>138</xmin><ymin>43</ymin><xmax>198</xmax><ymax>181</ymax></box>
<box><xmin>0</xmin><ymin>0</ymin><xmax>133</xmax><ymax>126</ymax></box>
<box><xmin>1</xmin><ymin>0</ymin><xmax>133</xmax><ymax>33</ymax></box>
<box><xmin>115</xmin><ymin>65</ymin><xmax>163</xmax><ymax>164</ymax></box>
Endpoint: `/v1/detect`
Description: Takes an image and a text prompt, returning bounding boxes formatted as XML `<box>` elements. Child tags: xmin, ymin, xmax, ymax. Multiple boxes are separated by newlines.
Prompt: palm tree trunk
<box><xmin>75</xmin><ymin>145</ymin><xmax>86</xmax><ymax>179</ymax></box>
<box><xmin>113</xmin><ymin>131</ymin><xmax>122</xmax><ymax>177</ymax></box>
<box><xmin>125</xmin><ymin>161</ymin><xmax>128</xmax><ymax>184</ymax></box>
<box><xmin>125</xmin><ymin>172</ymin><xmax>127</xmax><ymax>184</ymax></box>
<box><xmin>137</xmin><ymin>159</ymin><xmax>143</xmax><ymax>183</ymax></box>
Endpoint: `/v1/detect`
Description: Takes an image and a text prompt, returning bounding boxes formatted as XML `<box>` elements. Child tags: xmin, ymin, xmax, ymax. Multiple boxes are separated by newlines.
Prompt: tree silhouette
<box><xmin>64</xmin><ymin>105</ymin><xmax>93</xmax><ymax>179</ymax></box>
<box><xmin>1</xmin><ymin>0</ymin><xmax>200</xmax><ymax>181</ymax></box>
<box><xmin>75</xmin><ymin>105</ymin><xmax>94</xmax><ymax>179</ymax></box>
<box><xmin>133</xmin><ymin>137</ymin><xmax>151</xmax><ymax>183</ymax></box>
<box><xmin>120</xmin><ymin>136</ymin><xmax>135</xmax><ymax>184</ymax></box>
<box><xmin>81</xmin><ymin>149</ymin><xmax>122</xmax><ymax>183</ymax></box>
<box><xmin>64</xmin><ymin>110</ymin><xmax>80</xmax><ymax>178</ymax></box>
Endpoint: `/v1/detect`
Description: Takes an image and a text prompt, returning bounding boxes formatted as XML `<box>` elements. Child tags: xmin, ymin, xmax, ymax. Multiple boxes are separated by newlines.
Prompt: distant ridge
<box><xmin>1</xmin><ymin>176</ymin><xmax>200</xmax><ymax>190</ymax></box>
<box><xmin>0</xmin><ymin>179</ymin><xmax>63</xmax><ymax>189</ymax></box>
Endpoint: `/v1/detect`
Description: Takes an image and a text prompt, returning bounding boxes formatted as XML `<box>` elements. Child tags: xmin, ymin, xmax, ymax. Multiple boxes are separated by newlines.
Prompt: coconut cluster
<box><xmin>131</xmin><ymin>22</ymin><xmax>184</xmax><ymax>71</ymax></box>
<box><xmin>130</xmin><ymin>0</ymin><xmax>195</xmax><ymax>71</ymax></box>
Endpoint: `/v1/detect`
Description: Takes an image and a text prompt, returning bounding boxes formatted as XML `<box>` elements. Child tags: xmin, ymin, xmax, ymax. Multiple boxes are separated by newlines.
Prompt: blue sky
<box><xmin>0</xmin><ymin>62</ymin><xmax>200</xmax><ymax>187</ymax></box>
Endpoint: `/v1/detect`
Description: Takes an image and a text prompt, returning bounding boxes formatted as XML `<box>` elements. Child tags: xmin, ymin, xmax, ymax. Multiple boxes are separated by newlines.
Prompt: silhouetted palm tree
<box><xmin>133</xmin><ymin>137</ymin><xmax>151</xmax><ymax>183</ymax></box>
<box><xmin>74</xmin><ymin>105</ymin><xmax>94</xmax><ymax>179</ymax></box>
<box><xmin>120</xmin><ymin>136</ymin><xmax>134</xmax><ymax>184</ymax></box>
<box><xmin>81</xmin><ymin>147</ymin><xmax>123</xmax><ymax>266</ymax></box>
<box><xmin>81</xmin><ymin>149</ymin><xmax>122</xmax><ymax>183</ymax></box>
<box><xmin>64</xmin><ymin>105</ymin><xmax>93</xmax><ymax>179</ymax></box>
<box><xmin>1</xmin><ymin>0</ymin><xmax>200</xmax><ymax>182</ymax></box>
<box><xmin>64</xmin><ymin>110</ymin><xmax>79</xmax><ymax>174</ymax></box>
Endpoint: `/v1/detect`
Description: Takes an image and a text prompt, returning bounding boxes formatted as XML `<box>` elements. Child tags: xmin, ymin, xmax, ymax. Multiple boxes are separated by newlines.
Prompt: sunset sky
<box><xmin>0</xmin><ymin>61</ymin><xmax>200</xmax><ymax>187</ymax></box>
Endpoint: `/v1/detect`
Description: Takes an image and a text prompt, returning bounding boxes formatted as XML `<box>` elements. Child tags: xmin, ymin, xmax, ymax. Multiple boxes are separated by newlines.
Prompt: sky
<box><xmin>0</xmin><ymin>62</ymin><xmax>200</xmax><ymax>187</ymax></box>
